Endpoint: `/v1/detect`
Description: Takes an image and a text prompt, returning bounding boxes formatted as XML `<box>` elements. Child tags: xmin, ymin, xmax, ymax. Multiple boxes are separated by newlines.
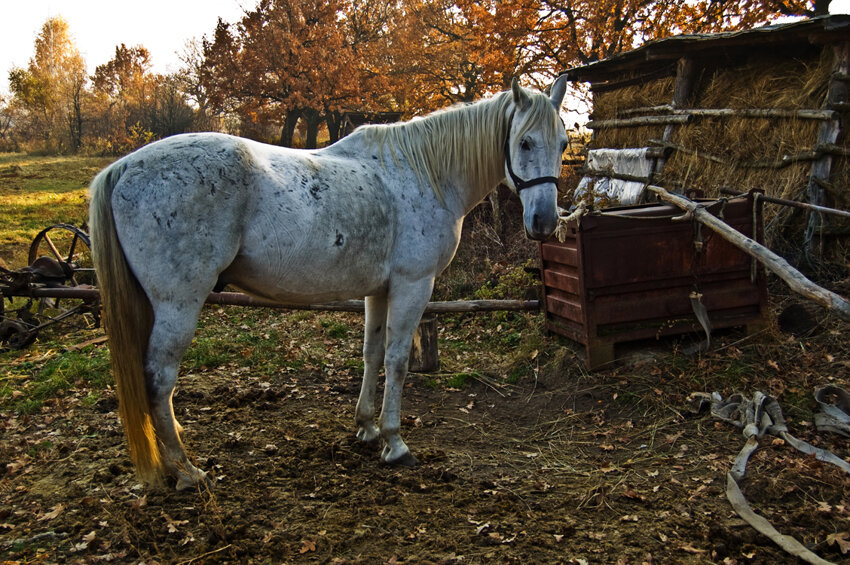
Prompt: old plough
<box><xmin>1</xmin><ymin>224</ymin><xmax>100</xmax><ymax>349</ymax></box>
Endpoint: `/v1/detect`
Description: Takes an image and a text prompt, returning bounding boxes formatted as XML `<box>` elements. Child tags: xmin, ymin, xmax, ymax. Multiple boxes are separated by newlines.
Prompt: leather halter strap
<box><xmin>503</xmin><ymin>116</ymin><xmax>560</xmax><ymax>193</ymax></box>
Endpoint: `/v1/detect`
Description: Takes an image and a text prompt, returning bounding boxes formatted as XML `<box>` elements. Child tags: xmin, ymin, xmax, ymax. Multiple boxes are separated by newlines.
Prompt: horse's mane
<box><xmin>359</xmin><ymin>88</ymin><xmax>561</xmax><ymax>202</ymax></box>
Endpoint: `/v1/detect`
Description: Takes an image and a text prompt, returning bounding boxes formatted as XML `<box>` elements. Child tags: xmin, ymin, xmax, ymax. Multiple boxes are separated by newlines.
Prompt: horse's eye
<box><xmin>560</xmin><ymin>141</ymin><xmax>568</xmax><ymax>153</ymax></box>
<box><xmin>520</xmin><ymin>139</ymin><xmax>531</xmax><ymax>151</ymax></box>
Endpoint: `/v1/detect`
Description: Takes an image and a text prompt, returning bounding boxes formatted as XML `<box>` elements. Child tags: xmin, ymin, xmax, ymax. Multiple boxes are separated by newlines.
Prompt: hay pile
<box><xmin>586</xmin><ymin>48</ymin><xmax>849</xmax><ymax>260</ymax></box>
<box><xmin>590</xmin><ymin>77</ymin><xmax>674</xmax><ymax>148</ymax></box>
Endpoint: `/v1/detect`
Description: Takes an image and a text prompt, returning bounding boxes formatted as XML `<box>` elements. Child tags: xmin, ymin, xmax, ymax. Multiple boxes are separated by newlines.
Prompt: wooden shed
<box><xmin>540</xmin><ymin>16</ymin><xmax>850</xmax><ymax>367</ymax></box>
<box><xmin>564</xmin><ymin>15</ymin><xmax>850</xmax><ymax>267</ymax></box>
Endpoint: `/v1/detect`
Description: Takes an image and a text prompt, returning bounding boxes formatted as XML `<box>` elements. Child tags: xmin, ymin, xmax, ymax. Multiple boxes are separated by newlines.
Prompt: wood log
<box><xmin>587</xmin><ymin>115</ymin><xmax>690</xmax><ymax>129</ymax></box>
<box><xmin>818</xmin><ymin>143</ymin><xmax>850</xmax><ymax>157</ymax></box>
<box><xmin>807</xmin><ymin>40</ymin><xmax>849</xmax><ymax>256</ymax></box>
<box><xmin>204</xmin><ymin>292</ymin><xmax>540</xmax><ymax>313</ymax></box>
<box><xmin>649</xmin><ymin>139</ymin><xmax>848</xmax><ymax>169</ymax></box>
<box><xmin>719</xmin><ymin>188</ymin><xmax>850</xmax><ymax>220</ymax></box>
<box><xmin>590</xmin><ymin>108</ymin><xmax>836</xmax><ymax>130</ymax></box>
<box><xmin>647</xmin><ymin>186</ymin><xmax>850</xmax><ymax>322</ymax></box>
<box><xmin>678</xmin><ymin>108</ymin><xmax>835</xmax><ymax>120</ymax></box>
<box><xmin>617</xmin><ymin>104</ymin><xmax>673</xmax><ymax>117</ymax></box>
<box><xmin>655</xmin><ymin>58</ymin><xmax>696</xmax><ymax>175</ymax></box>
<box><xmin>14</xmin><ymin>288</ymin><xmax>541</xmax><ymax>314</ymax></box>
<box><xmin>408</xmin><ymin>317</ymin><xmax>439</xmax><ymax>373</ymax></box>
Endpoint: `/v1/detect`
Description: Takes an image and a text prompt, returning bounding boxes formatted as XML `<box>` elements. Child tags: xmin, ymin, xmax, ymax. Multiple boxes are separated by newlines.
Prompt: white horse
<box><xmin>90</xmin><ymin>77</ymin><xmax>568</xmax><ymax>489</ymax></box>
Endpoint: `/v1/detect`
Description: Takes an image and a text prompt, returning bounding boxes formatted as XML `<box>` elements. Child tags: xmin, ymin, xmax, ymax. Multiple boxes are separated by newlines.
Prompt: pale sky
<box><xmin>0</xmin><ymin>0</ymin><xmax>248</xmax><ymax>95</ymax></box>
<box><xmin>1</xmin><ymin>0</ymin><xmax>849</xmax><ymax>97</ymax></box>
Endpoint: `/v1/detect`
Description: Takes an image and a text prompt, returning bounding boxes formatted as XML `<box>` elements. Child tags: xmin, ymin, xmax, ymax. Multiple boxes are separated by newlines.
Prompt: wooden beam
<box><xmin>720</xmin><ymin>188</ymin><xmax>850</xmax><ymax>220</ymax></box>
<box><xmin>204</xmin><ymin>292</ymin><xmax>541</xmax><ymax>313</ymax></box>
<box><xmin>617</xmin><ymin>105</ymin><xmax>673</xmax><ymax>117</ymax></box>
<box><xmin>807</xmin><ymin>40</ymin><xmax>849</xmax><ymax>256</ymax></box>
<box><xmin>680</xmin><ymin>108</ymin><xmax>836</xmax><ymax>120</ymax></box>
<box><xmin>589</xmin><ymin>108</ymin><xmax>836</xmax><ymax>130</ymax></box>
<box><xmin>587</xmin><ymin>115</ymin><xmax>690</xmax><ymax>129</ymax></box>
<box><xmin>654</xmin><ymin>58</ymin><xmax>697</xmax><ymax>176</ymax></box>
<box><xmin>649</xmin><ymin>139</ymin><xmax>848</xmax><ymax>169</ymax></box>
<box><xmin>8</xmin><ymin>287</ymin><xmax>542</xmax><ymax>314</ymax></box>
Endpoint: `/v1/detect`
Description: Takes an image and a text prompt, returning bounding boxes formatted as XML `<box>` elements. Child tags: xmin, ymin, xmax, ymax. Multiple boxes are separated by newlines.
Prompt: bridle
<box><xmin>503</xmin><ymin>115</ymin><xmax>561</xmax><ymax>193</ymax></box>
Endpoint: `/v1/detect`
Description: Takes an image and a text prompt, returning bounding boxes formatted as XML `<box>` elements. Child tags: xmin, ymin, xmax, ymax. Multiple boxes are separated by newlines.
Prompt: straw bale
<box><xmin>661</xmin><ymin>50</ymin><xmax>834</xmax><ymax>216</ymax></box>
<box><xmin>577</xmin><ymin>46</ymin><xmax>850</xmax><ymax>256</ymax></box>
<box><xmin>591</xmin><ymin>76</ymin><xmax>675</xmax><ymax>120</ymax></box>
<box><xmin>698</xmin><ymin>49</ymin><xmax>831</xmax><ymax>110</ymax></box>
<box><xmin>590</xmin><ymin>77</ymin><xmax>673</xmax><ymax>147</ymax></box>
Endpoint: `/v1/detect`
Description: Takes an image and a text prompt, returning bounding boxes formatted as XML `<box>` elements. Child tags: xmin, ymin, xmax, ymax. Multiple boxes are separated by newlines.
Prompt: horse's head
<box><xmin>504</xmin><ymin>76</ymin><xmax>568</xmax><ymax>240</ymax></box>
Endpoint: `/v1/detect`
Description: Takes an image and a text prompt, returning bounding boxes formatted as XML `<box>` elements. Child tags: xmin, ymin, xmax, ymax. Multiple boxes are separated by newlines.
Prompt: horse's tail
<box><xmin>89</xmin><ymin>161</ymin><xmax>163</xmax><ymax>483</ymax></box>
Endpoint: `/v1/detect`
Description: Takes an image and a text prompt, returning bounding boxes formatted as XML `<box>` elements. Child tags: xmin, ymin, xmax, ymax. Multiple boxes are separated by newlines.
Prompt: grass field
<box><xmin>0</xmin><ymin>153</ymin><xmax>114</xmax><ymax>268</ymax></box>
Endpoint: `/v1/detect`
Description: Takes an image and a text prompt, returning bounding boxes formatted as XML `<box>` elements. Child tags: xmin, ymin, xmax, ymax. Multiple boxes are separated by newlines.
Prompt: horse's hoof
<box><xmin>356</xmin><ymin>424</ymin><xmax>380</xmax><ymax>444</ymax></box>
<box><xmin>175</xmin><ymin>470</ymin><xmax>211</xmax><ymax>492</ymax></box>
<box><xmin>383</xmin><ymin>451</ymin><xmax>419</xmax><ymax>468</ymax></box>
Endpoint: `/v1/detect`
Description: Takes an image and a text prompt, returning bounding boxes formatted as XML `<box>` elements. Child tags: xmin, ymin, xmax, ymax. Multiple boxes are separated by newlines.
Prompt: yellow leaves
<box><xmin>827</xmin><ymin>532</ymin><xmax>850</xmax><ymax>555</ymax></box>
<box><xmin>299</xmin><ymin>538</ymin><xmax>316</xmax><ymax>553</ymax></box>
<box><xmin>38</xmin><ymin>504</ymin><xmax>65</xmax><ymax>521</ymax></box>
<box><xmin>128</xmin><ymin>494</ymin><xmax>147</xmax><ymax>511</ymax></box>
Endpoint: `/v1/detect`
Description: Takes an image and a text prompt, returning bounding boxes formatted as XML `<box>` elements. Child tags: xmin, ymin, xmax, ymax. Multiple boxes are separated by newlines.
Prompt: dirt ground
<box><xmin>2</xmin><ymin>283</ymin><xmax>850</xmax><ymax>564</ymax></box>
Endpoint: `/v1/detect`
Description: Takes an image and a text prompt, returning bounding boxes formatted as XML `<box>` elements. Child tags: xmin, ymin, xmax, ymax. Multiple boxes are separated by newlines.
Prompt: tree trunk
<box><xmin>325</xmin><ymin>110</ymin><xmax>343</xmax><ymax>144</ymax></box>
<box><xmin>279</xmin><ymin>108</ymin><xmax>301</xmax><ymax>147</ymax></box>
<box><xmin>304</xmin><ymin>109</ymin><xmax>320</xmax><ymax>149</ymax></box>
<box><xmin>813</xmin><ymin>0</ymin><xmax>832</xmax><ymax>16</ymax></box>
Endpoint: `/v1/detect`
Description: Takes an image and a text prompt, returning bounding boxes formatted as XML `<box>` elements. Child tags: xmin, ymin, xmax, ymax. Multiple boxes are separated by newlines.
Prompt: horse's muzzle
<box><xmin>525</xmin><ymin>212</ymin><xmax>558</xmax><ymax>241</ymax></box>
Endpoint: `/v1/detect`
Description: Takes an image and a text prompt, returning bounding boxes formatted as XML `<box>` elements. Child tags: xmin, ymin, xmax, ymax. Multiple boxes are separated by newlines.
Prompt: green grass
<box><xmin>1</xmin><ymin>348</ymin><xmax>112</xmax><ymax>415</ymax></box>
<box><xmin>0</xmin><ymin>153</ymin><xmax>113</xmax><ymax>267</ymax></box>
<box><xmin>320</xmin><ymin>318</ymin><xmax>350</xmax><ymax>339</ymax></box>
<box><xmin>184</xmin><ymin>336</ymin><xmax>234</xmax><ymax>371</ymax></box>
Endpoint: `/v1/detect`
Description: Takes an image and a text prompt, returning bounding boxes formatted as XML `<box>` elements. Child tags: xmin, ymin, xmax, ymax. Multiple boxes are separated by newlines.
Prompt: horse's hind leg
<box><xmin>355</xmin><ymin>295</ymin><xmax>387</xmax><ymax>443</ymax></box>
<box><xmin>145</xmin><ymin>299</ymin><xmax>208</xmax><ymax>490</ymax></box>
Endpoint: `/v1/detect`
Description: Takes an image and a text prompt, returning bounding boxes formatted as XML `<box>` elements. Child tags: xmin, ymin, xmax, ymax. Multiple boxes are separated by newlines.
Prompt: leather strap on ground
<box><xmin>691</xmin><ymin>389</ymin><xmax>850</xmax><ymax>565</ymax></box>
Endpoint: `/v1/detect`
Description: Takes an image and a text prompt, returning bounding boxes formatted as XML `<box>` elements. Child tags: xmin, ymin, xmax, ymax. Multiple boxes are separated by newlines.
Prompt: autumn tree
<box><xmin>90</xmin><ymin>44</ymin><xmax>154</xmax><ymax>149</ymax></box>
<box><xmin>0</xmin><ymin>95</ymin><xmax>16</xmax><ymax>151</ymax></box>
<box><xmin>178</xmin><ymin>38</ymin><xmax>220</xmax><ymax>131</ymax></box>
<box><xmin>203</xmin><ymin>0</ymin><xmax>376</xmax><ymax>148</ymax></box>
<box><xmin>148</xmin><ymin>74</ymin><xmax>195</xmax><ymax>138</ymax></box>
<box><xmin>8</xmin><ymin>16</ymin><xmax>87</xmax><ymax>152</ymax></box>
<box><xmin>388</xmin><ymin>0</ymin><xmax>500</xmax><ymax>111</ymax></box>
<box><xmin>328</xmin><ymin>0</ymin><xmax>401</xmax><ymax>141</ymax></box>
<box><xmin>533</xmin><ymin>0</ymin><xmax>819</xmax><ymax>70</ymax></box>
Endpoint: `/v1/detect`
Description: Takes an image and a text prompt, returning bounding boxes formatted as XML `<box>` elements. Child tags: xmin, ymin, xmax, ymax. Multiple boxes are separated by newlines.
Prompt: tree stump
<box><xmin>408</xmin><ymin>317</ymin><xmax>439</xmax><ymax>373</ymax></box>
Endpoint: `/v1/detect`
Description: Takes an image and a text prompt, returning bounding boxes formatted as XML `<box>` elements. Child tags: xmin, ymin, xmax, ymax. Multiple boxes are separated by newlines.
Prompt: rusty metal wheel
<box><xmin>28</xmin><ymin>223</ymin><xmax>95</xmax><ymax>287</ymax></box>
<box><xmin>23</xmin><ymin>224</ymin><xmax>100</xmax><ymax>336</ymax></box>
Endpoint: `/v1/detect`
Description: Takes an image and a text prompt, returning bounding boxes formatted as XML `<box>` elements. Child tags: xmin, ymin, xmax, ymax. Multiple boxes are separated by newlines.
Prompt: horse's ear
<box><xmin>550</xmin><ymin>74</ymin><xmax>568</xmax><ymax>110</ymax></box>
<box><xmin>511</xmin><ymin>77</ymin><xmax>530</xmax><ymax>111</ymax></box>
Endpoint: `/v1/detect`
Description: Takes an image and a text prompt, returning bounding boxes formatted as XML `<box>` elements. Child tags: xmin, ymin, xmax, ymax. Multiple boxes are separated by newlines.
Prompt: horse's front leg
<box><xmin>380</xmin><ymin>279</ymin><xmax>434</xmax><ymax>466</ymax></box>
<box><xmin>355</xmin><ymin>295</ymin><xmax>387</xmax><ymax>443</ymax></box>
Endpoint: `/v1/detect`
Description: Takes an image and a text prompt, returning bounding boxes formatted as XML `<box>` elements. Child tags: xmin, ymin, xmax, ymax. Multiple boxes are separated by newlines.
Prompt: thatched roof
<box><xmin>565</xmin><ymin>15</ymin><xmax>850</xmax><ymax>89</ymax></box>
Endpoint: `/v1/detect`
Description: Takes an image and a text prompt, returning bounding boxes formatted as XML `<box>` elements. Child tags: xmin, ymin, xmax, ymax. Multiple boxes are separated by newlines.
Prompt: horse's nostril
<box><xmin>532</xmin><ymin>214</ymin><xmax>541</xmax><ymax>232</ymax></box>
